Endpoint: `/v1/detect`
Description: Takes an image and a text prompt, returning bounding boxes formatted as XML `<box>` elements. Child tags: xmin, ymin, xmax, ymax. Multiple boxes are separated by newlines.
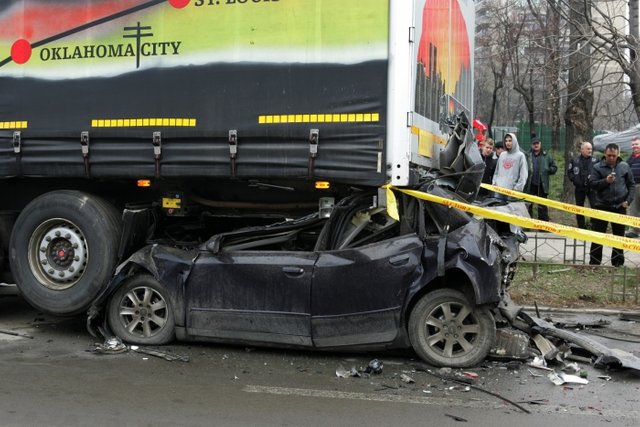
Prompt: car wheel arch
<box><xmin>106</xmin><ymin>263</ymin><xmax>186</xmax><ymax>327</ymax></box>
<box><xmin>404</xmin><ymin>268</ymin><xmax>477</xmax><ymax>327</ymax></box>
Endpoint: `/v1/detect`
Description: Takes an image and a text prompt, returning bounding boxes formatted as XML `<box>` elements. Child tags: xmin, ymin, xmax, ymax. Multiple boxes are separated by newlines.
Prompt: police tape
<box><xmin>385</xmin><ymin>185</ymin><xmax>640</xmax><ymax>253</ymax></box>
<box><xmin>481</xmin><ymin>183</ymin><xmax>640</xmax><ymax>228</ymax></box>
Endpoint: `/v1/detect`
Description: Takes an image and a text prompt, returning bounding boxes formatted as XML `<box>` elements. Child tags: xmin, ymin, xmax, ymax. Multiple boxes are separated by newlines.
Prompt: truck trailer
<box><xmin>0</xmin><ymin>0</ymin><xmax>480</xmax><ymax>316</ymax></box>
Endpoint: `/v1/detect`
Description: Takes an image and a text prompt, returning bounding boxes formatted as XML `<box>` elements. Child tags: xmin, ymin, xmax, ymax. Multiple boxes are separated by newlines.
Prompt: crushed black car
<box><xmin>88</xmin><ymin>187</ymin><xmax>519</xmax><ymax>368</ymax></box>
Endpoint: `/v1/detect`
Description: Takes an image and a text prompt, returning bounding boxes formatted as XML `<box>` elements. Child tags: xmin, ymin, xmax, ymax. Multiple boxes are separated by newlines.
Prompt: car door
<box><xmin>311</xmin><ymin>234</ymin><xmax>424</xmax><ymax>347</ymax></box>
<box><xmin>185</xmin><ymin>250</ymin><xmax>317</xmax><ymax>346</ymax></box>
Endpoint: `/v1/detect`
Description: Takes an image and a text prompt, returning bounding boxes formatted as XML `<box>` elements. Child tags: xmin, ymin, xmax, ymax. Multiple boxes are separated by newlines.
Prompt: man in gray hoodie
<box><xmin>492</xmin><ymin>133</ymin><xmax>528</xmax><ymax>199</ymax></box>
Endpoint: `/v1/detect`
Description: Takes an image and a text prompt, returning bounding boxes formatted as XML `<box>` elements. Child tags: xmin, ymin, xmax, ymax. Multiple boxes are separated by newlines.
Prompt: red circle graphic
<box><xmin>11</xmin><ymin>39</ymin><xmax>32</xmax><ymax>64</ymax></box>
<box><xmin>169</xmin><ymin>0</ymin><xmax>190</xmax><ymax>8</ymax></box>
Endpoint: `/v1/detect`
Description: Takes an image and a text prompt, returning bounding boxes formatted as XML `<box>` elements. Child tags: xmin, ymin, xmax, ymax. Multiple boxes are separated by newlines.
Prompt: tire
<box><xmin>10</xmin><ymin>191</ymin><xmax>122</xmax><ymax>315</ymax></box>
<box><xmin>408</xmin><ymin>289</ymin><xmax>496</xmax><ymax>368</ymax></box>
<box><xmin>107</xmin><ymin>275</ymin><xmax>175</xmax><ymax>345</ymax></box>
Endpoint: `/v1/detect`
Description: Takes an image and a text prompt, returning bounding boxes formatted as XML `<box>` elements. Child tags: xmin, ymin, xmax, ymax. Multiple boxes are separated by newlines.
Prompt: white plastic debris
<box><xmin>529</xmin><ymin>356</ymin><xmax>553</xmax><ymax>371</ymax></box>
<box><xmin>548</xmin><ymin>371</ymin><xmax>589</xmax><ymax>385</ymax></box>
<box><xmin>562</xmin><ymin>362</ymin><xmax>580</xmax><ymax>373</ymax></box>
<box><xmin>336</xmin><ymin>366</ymin><xmax>350</xmax><ymax>378</ymax></box>
<box><xmin>547</xmin><ymin>371</ymin><xmax>565</xmax><ymax>386</ymax></box>
<box><xmin>400</xmin><ymin>373</ymin><xmax>415</xmax><ymax>384</ymax></box>
<box><xmin>559</xmin><ymin>373</ymin><xmax>588</xmax><ymax>385</ymax></box>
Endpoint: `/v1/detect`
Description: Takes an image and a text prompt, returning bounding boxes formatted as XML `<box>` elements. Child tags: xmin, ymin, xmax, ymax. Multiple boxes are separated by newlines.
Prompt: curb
<box><xmin>522</xmin><ymin>305</ymin><xmax>640</xmax><ymax>317</ymax></box>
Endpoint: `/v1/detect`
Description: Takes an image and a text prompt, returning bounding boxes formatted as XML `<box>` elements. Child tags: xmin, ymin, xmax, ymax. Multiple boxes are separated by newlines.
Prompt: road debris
<box><xmin>489</xmin><ymin>328</ymin><xmax>531</xmax><ymax>360</ymax></box>
<box><xmin>91</xmin><ymin>337</ymin><xmax>189</xmax><ymax>361</ymax></box>
<box><xmin>619</xmin><ymin>313</ymin><xmax>640</xmax><ymax>322</ymax></box>
<box><xmin>129</xmin><ymin>346</ymin><xmax>190</xmax><ymax>362</ymax></box>
<box><xmin>559</xmin><ymin>373</ymin><xmax>588</xmax><ymax>385</ymax></box>
<box><xmin>528</xmin><ymin>356</ymin><xmax>553</xmax><ymax>371</ymax></box>
<box><xmin>335</xmin><ymin>366</ymin><xmax>360</xmax><ymax>378</ymax></box>
<box><xmin>561</xmin><ymin>362</ymin><xmax>580</xmax><ymax>374</ymax></box>
<box><xmin>501</xmin><ymin>308</ymin><xmax>640</xmax><ymax>375</ymax></box>
<box><xmin>532</xmin><ymin>334</ymin><xmax>559</xmax><ymax>361</ymax></box>
<box><xmin>462</xmin><ymin>371</ymin><xmax>479</xmax><ymax>381</ymax></box>
<box><xmin>527</xmin><ymin>369</ymin><xmax>543</xmax><ymax>377</ymax></box>
<box><xmin>0</xmin><ymin>328</ymin><xmax>33</xmax><ymax>339</ymax></box>
<box><xmin>547</xmin><ymin>371</ymin><xmax>564</xmax><ymax>386</ymax></box>
<box><xmin>93</xmin><ymin>336</ymin><xmax>127</xmax><ymax>354</ymax></box>
<box><xmin>553</xmin><ymin>319</ymin><xmax>611</xmax><ymax>329</ymax></box>
<box><xmin>415</xmin><ymin>364</ymin><xmax>531</xmax><ymax>414</ymax></box>
<box><xmin>365</xmin><ymin>359</ymin><xmax>383</xmax><ymax>375</ymax></box>
<box><xmin>400</xmin><ymin>373</ymin><xmax>415</xmax><ymax>384</ymax></box>
<box><xmin>444</xmin><ymin>413</ymin><xmax>468</xmax><ymax>422</ymax></box>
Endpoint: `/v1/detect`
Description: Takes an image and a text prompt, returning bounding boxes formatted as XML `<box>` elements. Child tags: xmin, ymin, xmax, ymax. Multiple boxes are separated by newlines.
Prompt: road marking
<box><xmin>243</xmin><ymin>385</ymin><xmax>640</xmax><ymax>419</ymax></box>
<box><xmin>244</xmin><ymin>385</ymin><xmax>492</xmax><ymax>408</ymax></box>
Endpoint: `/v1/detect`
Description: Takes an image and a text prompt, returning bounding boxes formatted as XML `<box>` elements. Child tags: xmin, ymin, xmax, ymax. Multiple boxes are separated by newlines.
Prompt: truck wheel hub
<box><xmin>29</xmin><ymin>221</ymin><xmax>88</xmax><ymax>290</ymax></box>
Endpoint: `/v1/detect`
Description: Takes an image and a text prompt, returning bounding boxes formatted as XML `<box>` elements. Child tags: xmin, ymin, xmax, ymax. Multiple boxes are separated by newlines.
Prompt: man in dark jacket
<box><xmin>479</xmin><ymin>138</ymin><xmax>497</xmax><ymax>196</ymax></box>
<box><xmin>567</xmin><ymin>141</ymin><xmax>598</xmax><ymax>229</ymax></box>
<box><xmin>588</xmin><ymin>143</ymin><xmax>635</xmax><ymax>266</ymax></box>
<box><xmin>524</xmin><ymin>137</ymin><xmax>557</xmax><ymax>221</ymax></box>
<box><xmin>625</xmin><ymin>136</ymin><xmax>640</xmax><ymax>237</ymax></box>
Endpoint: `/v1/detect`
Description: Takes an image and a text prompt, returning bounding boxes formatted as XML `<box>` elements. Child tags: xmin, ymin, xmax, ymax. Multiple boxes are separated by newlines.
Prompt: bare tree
<box><xmin>474</xmin><ymin>0</ymin><xmax>513</xmax><ymax>136</ymax></box>
<box><xmin>527</xmin><ymin>0</ymin><xmax>563</xmax><ymax>150</ymax></box>
<box><xmin>563</xmin><ymin>0</ymin><xmax>594</xmax><ymax>200</ymax></box>
<box><xmin>554</xmin><ymin>0</ymin><xmax>640</xmax><ymax>123</ymax></box>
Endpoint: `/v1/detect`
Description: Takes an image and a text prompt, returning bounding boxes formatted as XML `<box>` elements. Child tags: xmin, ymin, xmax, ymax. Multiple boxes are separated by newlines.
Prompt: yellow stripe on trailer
<box><xmin>0</xmin><ymin>121</ymin><xmax>28</xmax><ymax>129</ymax></box>
<box><xmin>258</xmin><ymin>113</ymin><xmax>380</xmax><ymax>124</ymax></box>
<box><xmin>91</xmin><ymin>118</ymin><xmax>197</xmax><ymax>128</ymax></box>
<box><xmin>481</xmin><ymin>183</ymin><xmax>640</xmax><ymax>228</ymax></box>
<box><xmin>385</xmin><ymin>185</ymin><xmax>640</xmax><ymax>253</ymax></box>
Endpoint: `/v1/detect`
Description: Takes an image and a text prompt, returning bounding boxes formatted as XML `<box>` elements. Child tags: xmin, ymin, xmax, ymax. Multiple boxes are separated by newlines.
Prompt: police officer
<box><xmin>567</xmin><ymin>142</ymin><xmax>598</xmax><ymax>229</ymax></box>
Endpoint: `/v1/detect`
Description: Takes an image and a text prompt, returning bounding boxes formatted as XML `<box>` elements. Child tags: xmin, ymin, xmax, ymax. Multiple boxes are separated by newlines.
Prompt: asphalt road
<box><xmin>1</xmin><ymin>285</ymin><xmax>639</xmax><ymax>427</ymax></box>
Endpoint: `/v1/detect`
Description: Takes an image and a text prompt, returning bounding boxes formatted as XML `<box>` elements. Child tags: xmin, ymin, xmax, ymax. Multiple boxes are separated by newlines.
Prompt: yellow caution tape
<box><xmin>385</xmin><ymin>188</ymin><xmax>400</xmax><ymax>221</ymax></box>
<box><xmin>481</xmin><ymin>183</ymin><xmax>640</xmax><ymax>228</ymax></box>
<box><xmin>386</xmin><ymin>185</ymin><xmax>640</xmax><ymax>253</ymax></box>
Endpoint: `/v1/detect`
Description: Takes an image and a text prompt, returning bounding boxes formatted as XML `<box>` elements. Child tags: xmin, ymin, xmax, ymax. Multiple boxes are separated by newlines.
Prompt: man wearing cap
<box><xmin>524</xmin><ymin>137</ymin><xmax>557</xmax><ymax>221</ymax></box>
<box><xmin>567</xmin><ymin>141</ymin><xmax>598</xmax><ymax>229</ymax></box>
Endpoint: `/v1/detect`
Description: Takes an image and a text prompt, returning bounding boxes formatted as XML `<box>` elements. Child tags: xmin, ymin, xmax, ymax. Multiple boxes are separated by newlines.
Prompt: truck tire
<box><xmin>408</xmin><ymin>289</ymin><xmax>496</xmax><ymax>368</ymax></box>
<box><xmin>107</xmin><ymin>275</ymin><xmax>175</xmax><ymax>345</ymax></box>
<box><xmin>10</xmin><ymin>191</ymin><xmax>122</xmax><ymax>315</ymax></box>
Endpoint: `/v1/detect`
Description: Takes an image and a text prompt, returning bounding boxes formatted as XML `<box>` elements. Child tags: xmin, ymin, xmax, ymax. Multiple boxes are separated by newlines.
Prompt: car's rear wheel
<box><xmin>107</xmin><ymin>275</ymin><xmax>175</xmax><ymax>345</ymax></box>
<box><xmin>408</xmin><ymin>289</ymin><xmax>495</xmax><ymax>368</ymax></box>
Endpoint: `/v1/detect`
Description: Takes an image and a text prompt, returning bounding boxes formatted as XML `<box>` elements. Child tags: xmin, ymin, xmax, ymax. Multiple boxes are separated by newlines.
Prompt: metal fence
<box><xmin>518</xmin><ymin>232</ymin><xmax>639</xmax><ymax>304</ymax></box>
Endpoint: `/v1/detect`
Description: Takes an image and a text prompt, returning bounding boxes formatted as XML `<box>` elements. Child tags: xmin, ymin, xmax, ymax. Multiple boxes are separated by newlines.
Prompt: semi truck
<box><xmin>0</xmin><ymin>0</ymin><xmax>480</xmax><ymax>316</ymax></box>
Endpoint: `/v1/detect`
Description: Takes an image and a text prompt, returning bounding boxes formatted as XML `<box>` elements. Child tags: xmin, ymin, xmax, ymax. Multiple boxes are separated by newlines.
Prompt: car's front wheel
<box><xmin>408</xmin><ymin>289</ymin><xmax>495</xmax><ymax>368</ymax></box>
<box><xmin>107</xmin><ymin>275</ymin><xmax>175</xmax><ymax>345</ymax></box>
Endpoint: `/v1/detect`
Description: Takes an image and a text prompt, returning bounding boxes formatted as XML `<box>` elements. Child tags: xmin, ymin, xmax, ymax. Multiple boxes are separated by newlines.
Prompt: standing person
<box><xmin>494</xmin><ymin>139</ymin><xmax>505</xmax><ymax>158</ymax></box>
<box><xmin>524</xmin><ymin>137</ymin><xmax>557</xmax><ymax>221</ymax></box>
<box><xmin>479</xmin><ymin>138</ymin><xmax>497</xmax><ymax>196</ymax></box>
<box><xmin>625</xmin><ymin>136</ymin><xmax>640</xmax><ymax>237</ymax></box>
<box><xmin>567</xmin><ymin>141</ymin><xmax>598</xmax><ymax>229</ymax></box>
<box><xmin>588</xmin><ymin>143</ymin><xmax>635</xmax><ymax>267</ymax></box>
<box><xmin>492</xmin><ymin>133</ymin><xmax>528</xmax><ymax>198</ymax></box>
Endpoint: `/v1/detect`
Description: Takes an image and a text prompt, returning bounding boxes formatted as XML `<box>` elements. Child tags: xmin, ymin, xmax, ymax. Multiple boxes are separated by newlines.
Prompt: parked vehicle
<box><xmin>91</xmin><ymin>186</ymin><xmax>517</xmax><ymax>368</ymax></box>
<box><xmin>0</xmin><ymin>0</ymin><xmax>480</xmax><ymax>317</ymax></box>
